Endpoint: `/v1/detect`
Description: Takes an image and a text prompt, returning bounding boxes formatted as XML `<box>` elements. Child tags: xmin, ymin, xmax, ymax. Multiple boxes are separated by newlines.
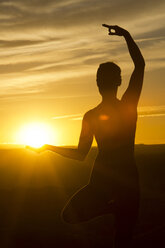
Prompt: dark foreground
<box><xmin>0</xmin><ymin>144</ymin><xmax>165</xmax><ymax>248</ymax></box>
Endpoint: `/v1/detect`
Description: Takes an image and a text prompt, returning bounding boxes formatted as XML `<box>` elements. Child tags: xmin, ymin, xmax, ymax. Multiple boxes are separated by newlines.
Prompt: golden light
<box><xmin>99</xmin><ymin>114</ymin><xmax>110</xmax><ymax>120</ymax></box>
<box><xmin>18</xmin><ymin>122</ymin><xmax>54</xmax><ymax>148</ymax></box>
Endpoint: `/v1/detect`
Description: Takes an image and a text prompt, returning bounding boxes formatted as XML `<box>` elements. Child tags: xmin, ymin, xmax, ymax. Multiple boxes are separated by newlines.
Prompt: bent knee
<box><xmin>61</xmin><ymin>208</ymin><xmax>79</xmax><ymax>224</ymax></box>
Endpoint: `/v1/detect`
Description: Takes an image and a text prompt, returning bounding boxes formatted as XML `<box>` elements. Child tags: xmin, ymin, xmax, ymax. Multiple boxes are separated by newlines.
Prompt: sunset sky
<box><xmin>0</xmin><ymin>0</ymin><xmax>165</xmax><ymax>146</ymax></box>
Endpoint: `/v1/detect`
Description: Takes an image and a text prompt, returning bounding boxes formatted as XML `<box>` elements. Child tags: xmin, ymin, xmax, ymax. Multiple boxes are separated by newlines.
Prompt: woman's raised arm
<box><xmin>103</xmin><ymin>24</ymin><xmax>145</xmax><ymax>106</ymax></box>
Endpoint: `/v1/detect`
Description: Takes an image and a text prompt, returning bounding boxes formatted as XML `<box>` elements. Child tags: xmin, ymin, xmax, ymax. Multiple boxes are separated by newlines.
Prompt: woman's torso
<box><xmin>87</xmin><ymin>99</ymin><xmax>139</xmax><ymax>192</ymax></box>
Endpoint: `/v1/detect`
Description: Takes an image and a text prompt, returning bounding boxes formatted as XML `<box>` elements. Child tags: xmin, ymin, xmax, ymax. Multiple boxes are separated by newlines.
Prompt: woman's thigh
<box><xmin>61</xmin><ymin>184</ymin><xmax>114</xmax><ymax>224</ymax></box>
<box><xmin>61</xmin><ymin>182</ymin><xmax>139</xmax><ymax>226</ymax></box>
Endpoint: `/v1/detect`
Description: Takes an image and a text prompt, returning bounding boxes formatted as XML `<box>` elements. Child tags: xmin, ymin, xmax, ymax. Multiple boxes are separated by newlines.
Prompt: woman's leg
<box><xmin>114</xmin><ymin>191</ymin><xmax>140</xmax><ymax>248</ymax></box>
<box><xmin>61</xmin><ymin>184</ymin><xmax>114</xmax><ymax>224</ymax></box>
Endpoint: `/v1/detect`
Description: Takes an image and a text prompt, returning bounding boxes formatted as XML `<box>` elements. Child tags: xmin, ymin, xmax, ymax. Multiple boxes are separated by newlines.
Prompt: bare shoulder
<box><xmin>83</xmin><ymin>106</ymin><xmax>100</xmax><ymax>121</ymax></box>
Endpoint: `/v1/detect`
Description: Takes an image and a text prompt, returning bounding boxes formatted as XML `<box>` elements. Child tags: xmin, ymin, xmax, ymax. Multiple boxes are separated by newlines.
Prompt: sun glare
<box><xmin>18</xmin><ymin>122</ymin><xmax>53</xmax><ymax>148</ymax></box>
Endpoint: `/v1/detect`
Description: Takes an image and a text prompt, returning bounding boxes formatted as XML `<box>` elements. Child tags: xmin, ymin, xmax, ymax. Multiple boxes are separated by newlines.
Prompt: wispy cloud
<box><xmin>138</xmin><ymin>106</ymin><xmax>165</xmax><ymax>117</ymax></box>
<box><xmin>52</xmin><ymin>113</ymin><xmax>83</xmax><ymax>120</ymax></box>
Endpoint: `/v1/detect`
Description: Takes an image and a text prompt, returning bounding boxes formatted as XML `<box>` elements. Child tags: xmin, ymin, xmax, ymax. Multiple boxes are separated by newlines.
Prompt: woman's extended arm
<box><xmin>27</xmin><ymin>112</ymin><xmax>93</xmax><ymax>161</ymax></box>
<box><xmin>103</xmin><ymin>24</ymin><xmax>145</xmax><ymax>106</ymax></box>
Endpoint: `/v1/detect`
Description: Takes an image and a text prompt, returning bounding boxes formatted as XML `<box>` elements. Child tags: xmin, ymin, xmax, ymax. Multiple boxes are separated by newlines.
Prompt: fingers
<box><xmin>108</xmin><ymin>29</ymin><xmax>117</xmax><ymax>35</ymax></box>
<box><xmin>26</xmin><ymin>146</ymin><xmax>38</xmax><ymax>152</ymax></box>
<box><xmin>26</xmin><ymin>146</ymin><xmax>45</xmax><ymax>155</ymax></box>
<box><xmin>102</xmin><ymin>24</ymin><xmax>118</xmax><ymax>36</ymax></box>
<box><xmin>102</xmin><ymin>24</ymin><xmax>110</xmax><ymax>28</ymax></box>
<box><xmin>26</xmin><ymin>145</ymin><xmax>34</xmax><ymax>151</ymax></box>
<box><xmin>102</xmin><ymin>24</ymin><xmax>117</xmax><ymax>29</ymax></box>
<box><xmin>109</xmin><ymin>32</ymin><xmax>116</xmax><ymax>36</ymax></box>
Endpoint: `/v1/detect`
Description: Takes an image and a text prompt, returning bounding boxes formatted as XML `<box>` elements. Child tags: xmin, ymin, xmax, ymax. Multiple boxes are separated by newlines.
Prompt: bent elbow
<box><xmin>140</xmin><ymin>57</ymin><xmax>145</xmax><ymax>68</ymax></box>
<box><xmin>141</xmin><ymin>59</ymin><xmax>145</xmax><ymax>68</ymax></box>
<box><xmin>78</xmin><ymin>154</ymin><xmax>86</xmax><ymax>161</ymax></box>
<box><xmin>135</xmin><ymin>59</ymin><xmax>145</xmax><ymax>70</ymax></box>
<box><xmin>77</xmin><ymin>151</ymin><xmax>87</xmax><ymax>161</ymax></box>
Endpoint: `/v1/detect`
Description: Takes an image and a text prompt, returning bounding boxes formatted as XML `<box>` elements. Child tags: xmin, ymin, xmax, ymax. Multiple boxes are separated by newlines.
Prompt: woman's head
<box><xmin>96</xmin><ymin>62</ymin><xmax>121</xmax><ymax>95</ymax></box>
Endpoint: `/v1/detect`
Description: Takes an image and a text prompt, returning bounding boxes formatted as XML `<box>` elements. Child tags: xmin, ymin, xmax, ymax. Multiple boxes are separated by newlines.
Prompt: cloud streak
<box><xmin>52</xmin><ymin>113</ymin><xmax>83</xmax><ymax>120</ymax></box>
<box><xmin>138</xmin><ymin>106</ymin><xmax>165</xmax><ymax>117</ymax></box>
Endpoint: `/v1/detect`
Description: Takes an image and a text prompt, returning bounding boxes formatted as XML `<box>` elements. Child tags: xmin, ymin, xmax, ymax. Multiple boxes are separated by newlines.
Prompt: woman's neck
<box><xmin>101</xmin><ymin>93</ymin><xmax>119</xmax><ymax>105</ymax></box>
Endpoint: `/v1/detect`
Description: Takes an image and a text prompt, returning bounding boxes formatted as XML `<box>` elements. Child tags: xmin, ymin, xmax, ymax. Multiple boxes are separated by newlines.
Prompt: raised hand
<box><xmin>102</xmin><ymin>24</ymin><xmax>128</xmax><ymax>37</ymax></box>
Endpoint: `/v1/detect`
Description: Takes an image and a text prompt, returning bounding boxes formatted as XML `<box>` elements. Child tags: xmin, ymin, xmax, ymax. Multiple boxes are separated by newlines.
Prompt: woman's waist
<box><xmin>93</xmin><ymin>153</ymin><xmax>137</xmax><ymax>179</ymax></box>
<box><xmin>90</xmin><ymin>164</ymin><xmax>139</xmax><ymax>194</ymax></box>
<box><xmin>96</xmin><ymin>150</ymin><xmax>135</xmax><ymax>163</ymax></box>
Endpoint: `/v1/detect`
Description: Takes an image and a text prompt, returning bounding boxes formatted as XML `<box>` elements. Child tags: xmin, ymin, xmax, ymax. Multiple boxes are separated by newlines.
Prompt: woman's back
<box><xmin>88</xmin><ymin>99</ymin><xmax>137</xmax><ymax>157</ymax></box>
<box><xmin>86</xmin><ymin>99</ymin><xmax>139</xmax><ymax>192</ymax></box>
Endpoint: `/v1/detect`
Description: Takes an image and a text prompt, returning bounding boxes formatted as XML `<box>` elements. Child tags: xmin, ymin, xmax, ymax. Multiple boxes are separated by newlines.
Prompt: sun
<box><xmin>18</xmin><ymin>122</ymin><xmax>53</xmax><ymax>148</ymax></box>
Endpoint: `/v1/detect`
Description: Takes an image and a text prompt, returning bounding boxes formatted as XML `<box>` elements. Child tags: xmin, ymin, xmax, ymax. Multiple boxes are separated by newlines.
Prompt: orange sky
<box><xmin>0</xmin><ymin>0</ymin><xmax>165</xmax><ymax>146</ymax></box>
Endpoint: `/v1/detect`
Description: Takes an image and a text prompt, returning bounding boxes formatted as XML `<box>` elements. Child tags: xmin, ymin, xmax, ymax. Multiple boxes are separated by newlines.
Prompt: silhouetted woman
<box><xmin>28</xmin><ymin>25</ymin><xmax>145</xmax><ymax>247</ymax></box>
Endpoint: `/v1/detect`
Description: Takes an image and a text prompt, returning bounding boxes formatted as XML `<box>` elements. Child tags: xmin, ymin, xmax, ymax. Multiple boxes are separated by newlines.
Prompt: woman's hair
<box><xmin>96</xmin><ymin>62</ymin><xmax>121</xmax><ymax>90</ymax></box>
